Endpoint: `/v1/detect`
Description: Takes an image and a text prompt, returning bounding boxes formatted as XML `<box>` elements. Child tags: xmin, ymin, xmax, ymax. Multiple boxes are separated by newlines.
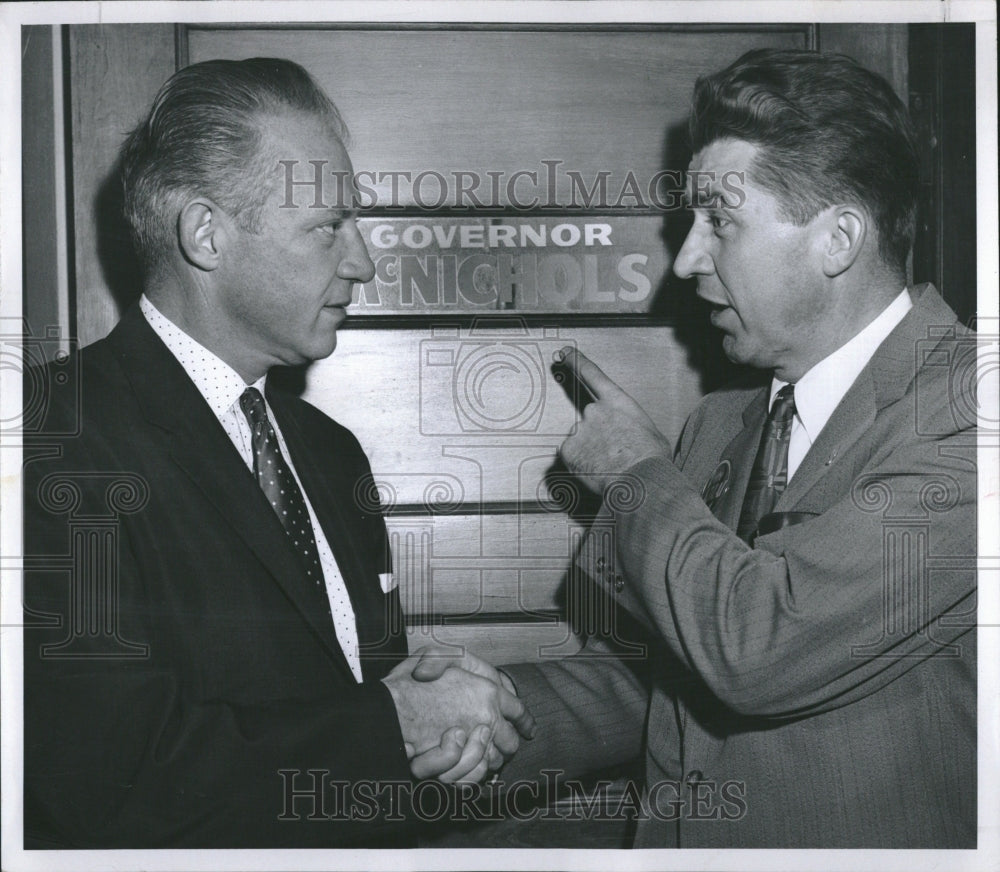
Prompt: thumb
<box><xmin>410</xmin><ymin>646</ymin><xmax>464</xmax><ymax>681</ymax></box>
<box><xmin>408</xmin><ymin>726</ymin><xmax>469</xmax><ymax>780</ymax></box>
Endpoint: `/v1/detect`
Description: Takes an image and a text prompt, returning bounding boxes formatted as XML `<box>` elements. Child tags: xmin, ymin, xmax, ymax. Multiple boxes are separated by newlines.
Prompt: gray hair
<box><xmin>120</xmin><ymin>57</ymin><xmax>347</xmax><ymax>272</ymax></box>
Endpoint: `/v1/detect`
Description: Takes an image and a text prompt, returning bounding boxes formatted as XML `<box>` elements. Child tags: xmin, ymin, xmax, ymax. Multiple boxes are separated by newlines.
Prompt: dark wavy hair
<box><xmin>120</xmin><ymin>57</ymin><xmax>346</xmax><ymax>272</ymax></box>
<box><xmin>689</xmin><ymin>48</ymin><xmax>919</xmax><ymax>274</ymax></box>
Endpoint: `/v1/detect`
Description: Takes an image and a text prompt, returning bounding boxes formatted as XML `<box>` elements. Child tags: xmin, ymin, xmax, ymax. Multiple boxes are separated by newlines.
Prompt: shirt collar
<box><xmin>139</xmin><ymin>294</ymin><xmax>266</xmax><ymax>422</ymax></box>
<box><xmin>771</xmin><ymin>288</ymin><xmax>913</xmax><ymax>441</ymax></box>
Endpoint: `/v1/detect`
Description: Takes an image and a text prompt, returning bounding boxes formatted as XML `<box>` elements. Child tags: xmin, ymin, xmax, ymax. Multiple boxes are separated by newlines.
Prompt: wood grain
<box><xmin>188</xmin><ymin>28</ymin><xmax>807</xmax><ymax>209</ymax></box>
<box><xmin>817</xmin><ymin>24</ymin><xmax>908</xmax><ymax>99</ymax></box>
<box><xmin>22</xmin><ymin>26</ymin><xmax>64</xmax><ymax>348</ymax></box>
<box><xmin>405</xmin><ymin>619</ymin><xmax>583</xmax><ymax>664</ymax></box>
<box><xmin>387</xmin><ymin>511</ymin><xmax>586</xmax><ymax>617</ymax></box>
<box><xmin>303</xmin><ymin>324</ymin><xmax>705</xmax><ymax>505</ymax></box>
<box><xmin>68</xmin><ymin>24</ymin><xmax>176</xmax><ymax>346</ymax></box>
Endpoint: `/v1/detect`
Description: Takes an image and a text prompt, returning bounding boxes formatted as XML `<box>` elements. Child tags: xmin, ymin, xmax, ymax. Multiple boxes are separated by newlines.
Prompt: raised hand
<box><xmin>555</xmin><ymin>346</ymin><xmax>670</xmax><ymax>493</ymax></box>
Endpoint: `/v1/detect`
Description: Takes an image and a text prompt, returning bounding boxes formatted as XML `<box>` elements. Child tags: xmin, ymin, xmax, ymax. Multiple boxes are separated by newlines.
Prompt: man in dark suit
<box><xmin>22</xmin><ymin>57</ymin><xmax>533</xmax><ymax>848</ymax></box>
<box><xmin>420</xmin><ymin>48</ymin><xmax>978</xmax><ymax>847</ymax></box>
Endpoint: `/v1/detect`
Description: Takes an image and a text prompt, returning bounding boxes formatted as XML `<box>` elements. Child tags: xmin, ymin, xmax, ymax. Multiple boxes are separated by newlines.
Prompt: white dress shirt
<box><xmin>140</xmin><ymin>295</ymin><xmax>363</xmax><ymax>682</ymax></box>
<box><xmin>772</xmin><ymin>288</ymin><xmax>913</xmax><ymax>480</ymax></box>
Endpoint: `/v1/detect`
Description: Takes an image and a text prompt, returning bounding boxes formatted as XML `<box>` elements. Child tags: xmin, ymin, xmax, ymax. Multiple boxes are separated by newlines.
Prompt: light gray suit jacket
<box><xmin>504</xmin><ymin>284</ymin><xmax>977</xmax><ymax>847</ymax></box>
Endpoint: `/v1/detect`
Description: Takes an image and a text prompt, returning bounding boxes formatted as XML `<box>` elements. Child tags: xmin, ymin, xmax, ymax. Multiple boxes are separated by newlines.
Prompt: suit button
<box><xmin>685</xmin><ymin>769</ymin><xmax>704</xmax><ymax>785</ymax></box>
<box><xmin>595</xmin><ymin>557</ymin><xmax>606</xmax><ymax>571</ymax></box>
<box><xmin>613</xmin><ymin>574</ymin><xmax>625</xmax><ymax>592</ymax></box>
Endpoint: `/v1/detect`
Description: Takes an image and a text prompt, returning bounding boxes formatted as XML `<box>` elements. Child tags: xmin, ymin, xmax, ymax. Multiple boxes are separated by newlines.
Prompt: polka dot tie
<box><xmin>737</xmin><ymin>384</ymin><xmax>796</xmax><ymax>543</ymax></box>
<box><xmin>239</xmin><ymin>388</ymin><xmax>326</xmax><ymax>594</ymax></box>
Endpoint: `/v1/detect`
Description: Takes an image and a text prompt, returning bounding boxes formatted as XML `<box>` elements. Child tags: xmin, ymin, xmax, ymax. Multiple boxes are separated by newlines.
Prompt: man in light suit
<box><xmin>422</xmin><ymin>48</ymin><xmax>978</xmax><ymax>847</ymax></box>
<box><xmin>22</xmin><ymin>57</ymin><xmax>533</xmax><ymax>848</ymax></box>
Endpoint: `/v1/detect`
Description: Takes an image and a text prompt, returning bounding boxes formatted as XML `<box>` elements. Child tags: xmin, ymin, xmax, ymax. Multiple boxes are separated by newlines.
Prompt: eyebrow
<box><xmin>683</xmin><ymin>188</ymin><xmax>732</xmax><ymax>210</ymax></box>
<box><xmin>312</xmin><ymin>207</ymin><xmax>358</xmax><ymax>221</ymax></box>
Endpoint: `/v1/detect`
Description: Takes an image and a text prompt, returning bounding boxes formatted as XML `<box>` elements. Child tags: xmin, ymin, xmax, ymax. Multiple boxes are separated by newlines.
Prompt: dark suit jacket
<box><xmin>23</xmin><ymin>305</ymin><xmax>412</xmax><ymax>848</ymax></box>
<box><xmin>504</xmin><ymin>284</ymin><xmax>977</xmax><ymax>847</ymax></box>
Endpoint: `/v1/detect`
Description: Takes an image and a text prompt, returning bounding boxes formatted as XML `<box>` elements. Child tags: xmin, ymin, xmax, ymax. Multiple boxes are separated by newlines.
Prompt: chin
<box><xmin>313</xmin><ymin>336</ymin><xmax>338</xmax><ymax>361</ymax></box>
<box><xmin>291</xmin><ymin>332</ymin><xmax>338</xmax><ymax>366</ymax></box>
<box><xmin>721</xmin><ymin>335</ymin><xmax>744</xmax><ymax>363</ymax></box>
<box><xmin>721</xmin><ymin>336</ymin><xmax>765</xmax><ymax>371</ymax></box>
<box><xmin>313</xmin><ymin>333</ymin><xmax>337</xmax><ymax>360</ymax></box>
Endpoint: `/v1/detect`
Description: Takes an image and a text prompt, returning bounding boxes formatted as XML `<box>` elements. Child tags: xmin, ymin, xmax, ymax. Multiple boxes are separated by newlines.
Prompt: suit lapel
<box><xmin>704</xmin><ymin>388</ymin><xmax>769</xmax><ymax>529</ymax></box>
<box><xmin>699</xmin><ymin>285</ymin><xmax>957</xmax><ymax>523</ymax></box>
<box><xmin>267</xmin><ymin>394</ymin><xmax>372</xmax><ymax>610</ymax></box>
<box><xmin>779</xmin><ymin>283</ymin><xmax>956</xmax><ymax>511</ymax></box>
<box><xmin>107</xmin><ymin>307</ymin><xmax>354</xmax><ymax>678</ymax></box>
<box><xmin>268</xmin><ymin>391</ymin><xmax>396</xmax><ymax>683</ymax></box>
<box><xmin>777</xmin><ymin>370</ymin><xmax>878</xmax><ymax>509</ymax></box>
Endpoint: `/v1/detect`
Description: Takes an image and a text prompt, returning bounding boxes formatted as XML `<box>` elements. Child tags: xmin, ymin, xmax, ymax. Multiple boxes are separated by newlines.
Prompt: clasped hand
<box><xmin>382</xmin><ymin>646</ymin><xmax>535</xmax><ymax>785</ymax></box>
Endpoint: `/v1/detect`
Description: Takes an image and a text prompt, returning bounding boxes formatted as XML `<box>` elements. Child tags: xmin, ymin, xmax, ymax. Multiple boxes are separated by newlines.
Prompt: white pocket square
<box><xmin>378</xmin><ymin>572</ymin><xmax>397</xmax><ymax>593</ymax></box>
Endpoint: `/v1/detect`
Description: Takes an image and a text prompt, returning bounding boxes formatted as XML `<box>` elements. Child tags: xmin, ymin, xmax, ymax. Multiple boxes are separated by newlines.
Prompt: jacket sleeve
<box><xmin>493</xmin><ymin>398</ymin><xmax>711</xmax><ymax>785</ymax></box>
<box><xmin>604</xmin><ymin>406</ymin><xmax>977</xmax><ymax>720</ymax></box>
<box><xmin>499</xmin><ymin>634</ymin><xmax>651</xmax><ymax>785</ymax></box>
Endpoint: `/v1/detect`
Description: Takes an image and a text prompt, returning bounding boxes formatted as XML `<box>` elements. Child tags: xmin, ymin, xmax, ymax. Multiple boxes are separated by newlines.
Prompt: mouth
<box><xmin>706</xmin><ymin>303</ymin><xmax>733</xmax><ymax>330</ymax></box>
<box><xmin>321</xmin><ymin>302</ymin><xmax>349</xmax><ymax>323</ymax></box>
<box><xmin>696</xmin><ymin>286</ymin><xmax>726</xmax><ymax>306</ymax></box>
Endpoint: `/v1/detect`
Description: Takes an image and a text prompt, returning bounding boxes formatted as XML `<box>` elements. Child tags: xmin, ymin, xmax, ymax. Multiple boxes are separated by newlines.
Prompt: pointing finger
<box><xmin>554</xmin><ymin>346</ymin><xmax>627</xmax><ymax>403</ymax></box>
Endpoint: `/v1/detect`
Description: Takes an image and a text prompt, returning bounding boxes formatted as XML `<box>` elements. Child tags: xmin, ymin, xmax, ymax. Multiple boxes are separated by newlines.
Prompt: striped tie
<box><xmin>737</xmin><ymin>385</ymin><xmax>796</xmax><ymax>543</ymax></box>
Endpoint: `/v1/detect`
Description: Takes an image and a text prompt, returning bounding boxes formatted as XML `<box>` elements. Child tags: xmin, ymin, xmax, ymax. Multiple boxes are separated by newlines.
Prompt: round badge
<box><xmin>701</xmin><ymin>460</ymin><xmax>732</xmax><ymax>508</ymax></box>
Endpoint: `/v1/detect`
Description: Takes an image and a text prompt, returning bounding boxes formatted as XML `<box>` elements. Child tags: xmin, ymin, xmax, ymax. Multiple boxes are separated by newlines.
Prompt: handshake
<box><xmin>381</xmin><ymin>646</ymin><xmax>536</xmax><ymax>785</ymax></box>
<box><xmin>379</xmin><ymin>349</ymin><xmax>669</xmax><ymax>786</ymax></box>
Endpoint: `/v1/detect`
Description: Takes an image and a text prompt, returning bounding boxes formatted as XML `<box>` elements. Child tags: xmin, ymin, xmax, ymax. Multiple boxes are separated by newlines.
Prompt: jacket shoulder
<box><xmin>268</xmin><ymin>382</ymin><xmax>370</xmax><ymax>465</ymax></box>
<box><xmin>687</xmin><ymin>369</ymin><xmax>767</xmax><ymax>431</ymax></box>
<box><xmin>908</xmin><ymin>321</ymin><xmax>979</xmax><ymax>439</ymax></box>
<box><xmin>23</xmin><ymin>335</ymin><xmax>126</xmax><ymax>441</ymax></box>
<box><xmin>673</xmin><ymin>369</ymin><xmax>765</xmax><ymax>467</ymax></box>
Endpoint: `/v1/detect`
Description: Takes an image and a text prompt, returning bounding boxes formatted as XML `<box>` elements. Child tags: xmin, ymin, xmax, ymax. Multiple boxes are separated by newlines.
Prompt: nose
<box><xmin>337</xmin><ymin>220</ymin><xmax>376</xmax><ymax>284</ymax></box>
<box><xmin>672</xmin><ymin>221</ymin><xmax>715</xmax><ymax>279</ymax></box>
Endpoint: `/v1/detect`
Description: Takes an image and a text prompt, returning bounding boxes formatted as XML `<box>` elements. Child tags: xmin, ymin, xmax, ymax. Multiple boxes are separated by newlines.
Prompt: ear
<box><xmin>177</xmin><ymin>199</ymin><xmax>223</xmax><ymax>271</ymax></box>
<box><xmin>819</xmin><ymin>205</ymin><xmax>867</xmax><ymax>277</ymax></box>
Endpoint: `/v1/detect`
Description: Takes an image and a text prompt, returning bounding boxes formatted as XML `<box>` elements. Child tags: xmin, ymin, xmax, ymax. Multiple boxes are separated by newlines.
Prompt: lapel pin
<box><xmin>702</xmin><ymin>460</ymin><xmax>732</xmax><ymax>508</ymax></box>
